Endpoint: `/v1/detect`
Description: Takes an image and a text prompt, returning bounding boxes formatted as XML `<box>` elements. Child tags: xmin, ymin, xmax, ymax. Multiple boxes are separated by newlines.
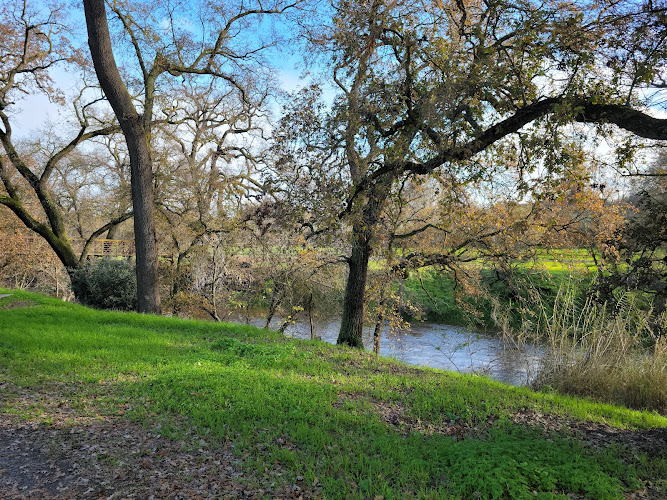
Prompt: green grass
<box><xmin>1</xmin><ymin>289</ymin><xmax>666</xmax><ymax>499</ymax></box>
<box><xmin>400</xmin><ymin>267</ymin><xmax>593</xmax><ymax>328</ymax></box>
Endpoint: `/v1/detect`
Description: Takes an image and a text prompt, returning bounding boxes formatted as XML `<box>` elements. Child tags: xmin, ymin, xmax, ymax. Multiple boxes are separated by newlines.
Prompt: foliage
<box><xmin>481</xmin><ymin>267</ymin><xmax>592</xmax><ymax>330</ymax></box>
<box><xmin>1</xmin><ymin>289</ymin><xmax>666</xmax><ymax>499</ymax></box>
<box><xmin>69</xmin><ymin>258</ymin><xmax>137</xmax><ymax>311</ymax></box>
<box><xmin>3</xmin><ymin>0</ymin><xmax>666</xmax><ymax>342</ymax></box>
<box><xmin>443</xmin><ymin>428</ymin><xmax>624</xmax><ymax>499</ymax></box>
<box><xmin>592</xmin><ymin>159</ymin><xmax>667</xmax><ymax>334</ymax></box>
<box><xmin>2</xmin><ymin>0</ymin><xmax>300</xmax><ymax>312</ymax></box>
<box><xmin>0</xmin><ymin>0</ymin><xmax>132</xmax><ymax>282</ymax></box>
<box><xmin>162</xmin><ymin>210</ymin><xmax>346</xmax><ymax>333</ymax></box>
<box><xmin>400</xmin><ymin>269</ymin><xmax>467</xmax><ymax>323</ymax></box>
<box><xmin>396</xmin><ymin>265</ymin><xmax>593</xmax><ymax>331</ymax></box>
<box><xmin>273</xmin><ymin>0</ymin><xmax>667</xmax><ymax>347</ymax></box>
<box><xmin>0</xmin><ymin>209</ymin><xmax>70</xmax><ymax>297</ymax></box>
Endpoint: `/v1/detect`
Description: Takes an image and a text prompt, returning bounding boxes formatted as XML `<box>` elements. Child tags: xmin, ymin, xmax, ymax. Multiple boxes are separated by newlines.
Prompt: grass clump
<box><xmin>1</xmin><ymin>288</ymin><xmax>666</xmax><ymax>499</ymax></box>
<box><xmin>499</xmin><ymin>287</ymin><xmax>667</xmax><ymax>414</ymax></box>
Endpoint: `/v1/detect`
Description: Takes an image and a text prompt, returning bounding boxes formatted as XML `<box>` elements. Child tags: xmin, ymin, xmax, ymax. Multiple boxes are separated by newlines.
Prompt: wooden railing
<box><xmin>81</xmin><ymin>239</ymin><xmax>136</xmax><ymax>258</ymax></box>
<box><xmin>12</xmin><ymin>237</ymin><xmax>136</xmax><ymax>258</ymax></box>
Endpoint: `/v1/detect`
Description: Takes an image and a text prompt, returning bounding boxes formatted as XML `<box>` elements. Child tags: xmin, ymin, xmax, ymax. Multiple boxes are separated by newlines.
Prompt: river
<box><xmin>242</xmin><ymin>315</ymin><xmax>543</xmax><ymax>386</ymax></box>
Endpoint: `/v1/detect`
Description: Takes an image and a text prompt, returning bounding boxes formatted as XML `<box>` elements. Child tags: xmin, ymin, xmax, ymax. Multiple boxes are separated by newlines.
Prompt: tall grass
<box><xmin>495</xmin><ymin>287</ymin><xmax>667</xmax><ymax>413</ymax></box>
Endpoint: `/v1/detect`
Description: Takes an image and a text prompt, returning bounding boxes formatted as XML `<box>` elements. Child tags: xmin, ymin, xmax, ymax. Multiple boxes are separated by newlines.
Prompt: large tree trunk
<box><xmin>337</xmin><ymin>178</ymin><xmax>390</xmax><ymax>348</ymax></box>
<box><xmin>83</xmin><ymin>0</ymin><xmax>160</xmax><ymax>314</ymax></box>
<box><xmin>126</xmin><ymin>123</ymin><xmax>160</xmax><ymax>314</ymax></box>
<box><xmin>337</xmin><ymin>230</ymin><xmax>371</xmax><ymax>348</ymax></box>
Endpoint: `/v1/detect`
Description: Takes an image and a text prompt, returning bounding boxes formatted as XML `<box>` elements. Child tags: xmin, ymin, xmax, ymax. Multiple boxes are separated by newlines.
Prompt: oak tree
<box><xmin>0</xmin><ymin>0</ymin><xmax>131</xmax><ymax>293</ymax></box>
<box><xmin>279</xmin><ymin>0</ymin><xmax>667</xmax><ymax>347</ymax></box>
<box><xmin>83</xmin><ymin>0</ymin><xmax>302</xmax><ymax>313</ymax></box>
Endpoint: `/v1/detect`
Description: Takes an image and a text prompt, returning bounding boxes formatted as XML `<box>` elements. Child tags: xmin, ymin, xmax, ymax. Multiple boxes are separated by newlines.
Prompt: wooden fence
<box><xmin>80</xmin><ymin>239</ymin><xmax>136</xmax><ymax>258</ymax></box>
<box><xmin>5</xmin><ymin>237</ymin><xmax>136</xmax><ymax>258</ymax></box>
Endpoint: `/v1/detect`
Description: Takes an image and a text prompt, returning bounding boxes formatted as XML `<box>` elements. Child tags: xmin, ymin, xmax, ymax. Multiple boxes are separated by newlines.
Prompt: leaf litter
<box><xmin>0</xmin><ymin>385</ymin><xmax>317</xmax><ymax>499</ymax></box>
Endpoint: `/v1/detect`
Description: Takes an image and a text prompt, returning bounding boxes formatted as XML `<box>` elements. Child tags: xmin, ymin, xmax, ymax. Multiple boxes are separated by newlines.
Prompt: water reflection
<box><xmin>239</xmin><ymin>315</ymin><xmax>542</xmax><ymax>386</ymax></box>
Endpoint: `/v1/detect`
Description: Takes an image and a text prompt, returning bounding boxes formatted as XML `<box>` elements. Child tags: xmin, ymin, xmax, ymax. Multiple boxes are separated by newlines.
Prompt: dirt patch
<box><xmin>333</xmin><ymin>393</ymin><xmax>474</xmax><ymax>438</ymax></box>
<box><xmin>373</xmin><ymin>397</ymin><xmax>473</xmax><ymax>438</ymax></box>
<box><xmin>382</xmin><ymin>362</ymin><xmax>424</xmax><ymax>377</ymax></box>
<box><xmin>508</xmin><ymin>409</ymin><xmax>667</xmax><ymax>458</ymax></box>
<box><xmin>0</xmin><ymin>300</ymin><xmax>36</xmax><ymax>310</ymax></box>
<box><xmin>0</xmin><ymin>385</ymin><xmax>318</xmax><ymax>499</ymax></box>
<box><xmin>0</xmin><ymin>420</ymin><xmax>79</xmax><ymax>497</ymax></box>
<box><xmin>0</xmin><ymin>413</ymin><xmax>321</xmax><ymax>499</ymax></box>
<box><xmin>333</xmin><ymin>392</ymin><xmax>667</xmax><ymax>458</ymax></box>
<box><xmin>0</xmin><ymin>414</ymin><xmax>254</xmax><ymax>499</ymax></box>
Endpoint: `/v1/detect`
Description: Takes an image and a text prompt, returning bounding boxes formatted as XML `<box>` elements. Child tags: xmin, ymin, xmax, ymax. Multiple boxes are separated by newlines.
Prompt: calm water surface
<box><xmin>242</xmin><ymin>315</ymin><xmax>542</xmax><ymax>386</ymax></box>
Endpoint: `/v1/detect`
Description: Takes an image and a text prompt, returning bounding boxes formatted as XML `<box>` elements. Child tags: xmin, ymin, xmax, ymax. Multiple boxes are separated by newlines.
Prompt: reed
<box><xmin>495</xmin><ymin>287</ymin><xmax>667</xmax><ymax>413</ymax></box>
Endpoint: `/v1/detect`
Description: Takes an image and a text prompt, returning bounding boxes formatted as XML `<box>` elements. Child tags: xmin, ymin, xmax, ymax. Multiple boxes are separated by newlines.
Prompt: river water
<box><xmin>245</xmin><ymin>315</ymin><xmax>543</xmax><ymax>386</ymax></box>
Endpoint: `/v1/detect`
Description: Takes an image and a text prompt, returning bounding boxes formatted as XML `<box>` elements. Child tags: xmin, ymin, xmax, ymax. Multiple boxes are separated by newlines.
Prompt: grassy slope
<box><xmin>1</xmin><ymin>289</ymin><xmax>666</xmax><ymax>499</ymax></box>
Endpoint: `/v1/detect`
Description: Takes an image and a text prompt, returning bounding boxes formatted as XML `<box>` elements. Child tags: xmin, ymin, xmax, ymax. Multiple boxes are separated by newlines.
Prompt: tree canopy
<box><xmin>274</xmin><ymin>0</ymin><xmax>667</xmax><ymax>346</ymax></box>
<box><xmin>0</xmin><ymin>0</ymin><xmax>666</xmax><ymax>341</ymax></box>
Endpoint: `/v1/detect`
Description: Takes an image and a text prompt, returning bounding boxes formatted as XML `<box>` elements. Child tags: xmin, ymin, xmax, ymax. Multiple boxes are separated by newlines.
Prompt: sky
<box><xmin>7</xmin><ymin>0</ymin><xmax>315</xmax><ymax>140</ymax></box>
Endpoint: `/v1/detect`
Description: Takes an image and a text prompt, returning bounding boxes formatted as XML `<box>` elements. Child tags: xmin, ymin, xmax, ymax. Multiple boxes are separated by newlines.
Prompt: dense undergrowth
<box><xmin>400</xmin><ymin>266</ymin><xmax>590</xmax><ymax>327</ymax></box>
<box><xmin>1</xmin><ymin>289</ymin><xmax>666</xmax><ymax>499</ymax></box>
<box><xmin>402</xmin><ymin>267</ymin><xmax>667</xmax><ymax>413</ymax></box>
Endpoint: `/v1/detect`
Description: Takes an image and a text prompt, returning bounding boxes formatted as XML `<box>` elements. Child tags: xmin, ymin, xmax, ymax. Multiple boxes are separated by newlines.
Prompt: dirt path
<box><xmin>0</xmin><ymin>414</ymin><xmax>311</xmax><ymax>499</ymax></box>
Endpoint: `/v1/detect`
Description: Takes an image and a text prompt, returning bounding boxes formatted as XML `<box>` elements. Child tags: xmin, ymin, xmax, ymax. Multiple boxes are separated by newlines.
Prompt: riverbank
<box><xmin>1</xmin><ymin>289</ymin><xmax>666</xmax><ymax>499</ymax></box>
<box><xmin>269</xmin><ymin>315</ymin><xmax>541</xmax><ymax>386</ymax></box>
<box><xmin>399</xmin><ymin>267</ymin><xmax>593</xmax><ymax>326</ymax></box>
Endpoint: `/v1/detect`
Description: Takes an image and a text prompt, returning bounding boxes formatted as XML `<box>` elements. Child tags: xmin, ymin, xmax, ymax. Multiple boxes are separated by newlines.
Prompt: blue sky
<box><xmin>8</xmin><ymin>0</ymin><xmax>315</xmax><ymax>139</ymax></box>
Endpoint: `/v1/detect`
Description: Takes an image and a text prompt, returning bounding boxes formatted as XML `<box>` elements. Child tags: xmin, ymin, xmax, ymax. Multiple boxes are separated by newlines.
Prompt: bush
<box><xmin>0</xmin><ymin>212</ymin><xmax>71</xmax><ymax>299</ymax></box>
<box><xmin>70</xmin><ymin>258</ymin><xmax>137</xmax><ymax>311</ymax></box>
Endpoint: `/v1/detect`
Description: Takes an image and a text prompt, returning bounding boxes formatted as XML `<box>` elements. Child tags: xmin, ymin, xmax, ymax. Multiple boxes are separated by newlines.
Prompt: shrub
<box><xmin>70</xmin><ymin>258</ymin><xmax>137</xmax><ymax>311</ymax></box>
<box><xmin>0</xmin><ymin>211</ymin><xmax>70</xmax><ymax>298</ymax></box>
